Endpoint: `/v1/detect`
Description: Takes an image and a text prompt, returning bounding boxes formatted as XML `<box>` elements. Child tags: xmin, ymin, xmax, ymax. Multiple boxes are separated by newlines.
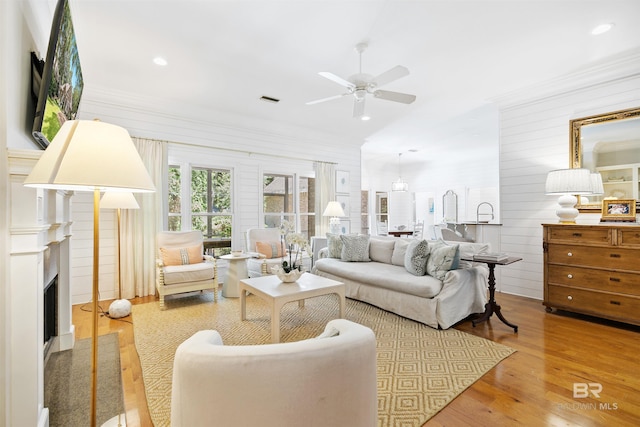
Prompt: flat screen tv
<box><xmin>32</xmin><ymin>0</ymin><xmax>84</xmax><ymax>150</ymax></box>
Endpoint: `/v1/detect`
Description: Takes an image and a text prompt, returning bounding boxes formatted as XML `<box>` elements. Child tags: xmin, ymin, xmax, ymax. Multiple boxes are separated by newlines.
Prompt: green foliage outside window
<box><xmin>191</xmin><ymin>168</ymin><xmax>231</xmax><ymax>238</ymax></box>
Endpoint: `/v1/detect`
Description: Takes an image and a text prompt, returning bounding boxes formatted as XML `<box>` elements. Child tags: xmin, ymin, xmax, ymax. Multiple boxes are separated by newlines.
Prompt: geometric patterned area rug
<box><xmin>132</xmin><ymin>291</ymin><xmax>515</xmax><ymax>427</ymax></box>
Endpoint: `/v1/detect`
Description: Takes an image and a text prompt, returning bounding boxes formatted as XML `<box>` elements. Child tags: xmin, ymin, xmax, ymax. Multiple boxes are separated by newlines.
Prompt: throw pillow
<box><xmin>340</xmin><ymin>234</ymin><xmax>371</xmax><ymax>262</ymax></box>
<box><xmin>391</xmin><ymin>239</ymin><xmax>410</xmax><ymax>266</ymax></box>
<box><xmin>326</xmin><ymin>233</ymin><xmax>343</xmax><ymax>258</ymax></box>
<box><xmin>426</xmin><ymin>240</ymin><xmax>460</xmax><ymax>280</ymax></box>
<box><xmin>369</xmin><ymin>238</ymin><xmax>395</xmax><ymax>264</ymax></box>
<box><xmin>160</xmin><ymin>245</ymin><xmax>202</xmax><ymax>266</ymax></box>
<box><xmin>404</xmin><ymin>239</ymin><xmax>430</xmax><ymax>276</ymax></box>
<box><xmin>255</xmin><ymin>241</ymin><xmax>285</xmax><ymax>259</ymax></box>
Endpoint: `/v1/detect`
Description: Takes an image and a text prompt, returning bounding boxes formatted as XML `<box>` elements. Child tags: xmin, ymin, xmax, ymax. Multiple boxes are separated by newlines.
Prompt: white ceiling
<box><xmin>64</xmin><ymin>0</ymin><xmax>640</xmax><ymax>164</ymax></box>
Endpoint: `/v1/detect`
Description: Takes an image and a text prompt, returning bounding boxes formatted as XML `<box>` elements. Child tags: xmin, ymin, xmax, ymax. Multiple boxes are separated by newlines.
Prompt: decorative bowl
<box><xmin>271</xmin><ymin>266</ymin><xmax>304</xmax><ymax>283</ymax></box>
<box><xmin>231</xmin><ymin>250</ymin><xmax>243</xmax><ymax>257</ymax></box>
<box><xmin>397</xmin><ymin>225</ymin><xmax>406</xmax><ymax>231</ymax></box>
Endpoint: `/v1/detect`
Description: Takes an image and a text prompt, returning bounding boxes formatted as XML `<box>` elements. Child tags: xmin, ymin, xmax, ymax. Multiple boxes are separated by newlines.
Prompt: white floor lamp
<box><xmin>100</xmin><ymin>192</ymin><xmax>140</xmax><ymax>318</ymax></box>
<box><xmin>24</xmin><ymin>120</ymin><xmax>155</xmax><ymax>427</ymax></box>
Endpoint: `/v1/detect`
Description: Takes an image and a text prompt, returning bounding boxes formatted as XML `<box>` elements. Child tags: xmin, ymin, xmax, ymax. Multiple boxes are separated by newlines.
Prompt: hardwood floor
<box><xmin>72</xmin><ymin>291</ymin><xmax>640</xmax><ymax>427</ymax></box>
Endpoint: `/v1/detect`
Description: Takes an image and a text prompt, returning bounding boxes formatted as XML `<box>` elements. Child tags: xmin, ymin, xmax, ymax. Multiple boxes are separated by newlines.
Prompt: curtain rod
<box><xmin>133</xmin><ymin>135</ymin><xmax>338</xmax><ymax>165</ymax></box>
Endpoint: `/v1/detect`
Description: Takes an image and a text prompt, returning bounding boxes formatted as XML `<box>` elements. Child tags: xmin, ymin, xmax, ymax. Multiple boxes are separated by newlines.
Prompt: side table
<box><xmin>220</xmin><ymin>254</ymin><xmax>250</xmax><ymax>298</ymax></box>
<box><xmin>463</xmin><ymin>256</ymin><xmax>522</xmax><ymax>332</ymax></box>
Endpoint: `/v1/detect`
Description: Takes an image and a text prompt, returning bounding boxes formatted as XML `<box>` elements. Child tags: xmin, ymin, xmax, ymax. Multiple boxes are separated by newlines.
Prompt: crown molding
<box><xmin>492</xmin><ymin>47</ymin><xmax>640</xmax><ymax>109</ymax></box>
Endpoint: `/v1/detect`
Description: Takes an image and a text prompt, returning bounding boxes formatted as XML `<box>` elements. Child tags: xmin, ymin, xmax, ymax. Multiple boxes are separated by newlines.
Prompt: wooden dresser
<box><xmin>542</xmin><ymin>223</ymin><xmax>640</xmax><ymax>326</ymax></box>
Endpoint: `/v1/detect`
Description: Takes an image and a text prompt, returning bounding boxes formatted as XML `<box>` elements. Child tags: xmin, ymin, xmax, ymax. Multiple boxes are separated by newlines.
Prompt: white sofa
<box><xmin>244</xmin><ymin>227</ymin><xmax>312</xmax><ymax>277</ymax></box>
<box><xmin>171</xmin><ymin>319</ymin><xmax>377</xmax><ymax>427</ymax></box>
<box><xmin>312</xmin><ymin>235</ymin><xmax>490</xmax><ymax>329</ymax></box>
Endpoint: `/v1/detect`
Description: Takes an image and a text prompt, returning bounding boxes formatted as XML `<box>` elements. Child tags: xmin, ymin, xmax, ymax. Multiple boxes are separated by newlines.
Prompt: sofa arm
<box><xmin>318</xmin><ymin>247</ymin><xmax>329</xmax><ymax>259</ymax></box>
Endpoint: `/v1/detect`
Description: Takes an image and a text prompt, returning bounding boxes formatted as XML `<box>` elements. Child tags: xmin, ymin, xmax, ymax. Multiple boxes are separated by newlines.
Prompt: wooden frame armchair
<box><xmin>156</xmin><ymin>231</ymin><xmax>218</xmax><ymax>308</ymax></box>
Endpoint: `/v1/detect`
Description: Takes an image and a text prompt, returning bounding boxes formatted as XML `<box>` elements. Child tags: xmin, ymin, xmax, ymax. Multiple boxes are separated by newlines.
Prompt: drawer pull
<box><xmin>610</xmin><ymin>254</ymin><xmax>621</xmax><ymax>258</ymax></box>
<box><xmin>609</xmin><ymin>277</ymin><xmax>621</xmax><ymax>283</ymax></box>
<box><xmin>572</xmin><ymin>233</ymin><xmax>582</xmax><ymax>237</ymax></box>
<box><xmin>567</xmin><ymin>295</ymin><xmax>573</xmax><ymax>301</ymax></box>
<box><xmin>610</xmin><ymin>301</ymin><xmax>621</xmax><ymax>306</ymax></box>
<box><xmin>567</xmin><ymin>274</ymin><xmax>573</xmax><ymax>279</ymax></box>
<box><xmin>567</xmin><ymin>252</ymin><xmax>573</xmax><ymax>257</ymax></box>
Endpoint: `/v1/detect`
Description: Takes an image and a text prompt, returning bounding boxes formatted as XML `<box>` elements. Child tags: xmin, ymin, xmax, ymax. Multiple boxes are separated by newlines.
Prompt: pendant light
<box><xmin>392</xmin><ymin>152</ymin><xmax>408</xmax><ymax>192</ymax></box>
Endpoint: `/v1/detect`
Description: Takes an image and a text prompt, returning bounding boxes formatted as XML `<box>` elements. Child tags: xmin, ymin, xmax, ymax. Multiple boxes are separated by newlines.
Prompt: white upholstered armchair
<box><xmin>171</xmin><ymin>319</ymin><xmax>378</xmax><ymax>427</ymax></box>
<box><xmin>156</xmin><ymin>231</ymin><xmax>218</xmax><ymax>308</ymax></box>
<box><xmin>244</xmin><ymin>227</ymin><xmax>311</xmax><ymax>277</ymax></box>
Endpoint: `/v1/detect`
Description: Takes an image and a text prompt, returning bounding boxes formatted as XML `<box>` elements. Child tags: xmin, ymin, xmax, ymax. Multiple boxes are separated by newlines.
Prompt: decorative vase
<box><xmin>272</xmin><ymin>266</ymin><xmax>304</xmax><ymax>283</ymax></box>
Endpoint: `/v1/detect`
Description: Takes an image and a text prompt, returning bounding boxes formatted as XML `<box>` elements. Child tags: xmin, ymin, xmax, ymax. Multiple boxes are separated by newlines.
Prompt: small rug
<box><xmin>44</xmin><ymin>333</ymin><xmax>124</xmax><ymax>427</ymax></box>
<box><xmin>132</xmin><ymin>292</ymin><xmax>515</xmax><ymax>427</ymax></box>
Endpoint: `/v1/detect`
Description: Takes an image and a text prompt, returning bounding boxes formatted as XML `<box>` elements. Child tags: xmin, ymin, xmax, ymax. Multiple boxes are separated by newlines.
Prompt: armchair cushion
<box><xmin>162</xmin><ymin>262</ymin><xmax>216</xmax><ymax>285</ymax></box>
<box><xmin>255</xmin><ymin>241</ymin><xmax>285</xmax><ymax>259</ymax></box>
<box><xmin>160</xmin><ymin>245</ymin><xmax>203</xmax><ymax>266</ymax></box>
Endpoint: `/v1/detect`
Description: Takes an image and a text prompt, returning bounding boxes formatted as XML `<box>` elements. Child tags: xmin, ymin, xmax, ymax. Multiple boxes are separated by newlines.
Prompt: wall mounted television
<box><xmin>32</xmin><ymin>0</ymin><xmax>84</xmax><ymax>150</ymax></box>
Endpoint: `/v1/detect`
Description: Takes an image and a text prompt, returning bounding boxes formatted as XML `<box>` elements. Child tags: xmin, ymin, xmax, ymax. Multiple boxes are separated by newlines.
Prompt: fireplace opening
<box><xmin>43</xmin><ymin>274</ymin><xmax>58</xmax><ymax>355</ymax></box>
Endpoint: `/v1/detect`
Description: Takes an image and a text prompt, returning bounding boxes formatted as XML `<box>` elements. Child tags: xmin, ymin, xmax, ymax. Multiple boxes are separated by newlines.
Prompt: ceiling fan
<box><xmin>306</xmin><ymin>42</ymin><xmax>416</xmax><ymax>119</ymax></box>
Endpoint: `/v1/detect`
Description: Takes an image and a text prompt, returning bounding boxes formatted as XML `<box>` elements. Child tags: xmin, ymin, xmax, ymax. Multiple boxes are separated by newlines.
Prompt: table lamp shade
<box><xmin>24</xmin><ymin>120</ymin><xmax>155</xmax><ymax>193</ymax></box>
<box><xmin>100</xmin><ymin>191</ymin><xmax>140</xmax><ymax>210</ymax></box>
<box><xmin>544</xmin><ymin>168</ymin><xmax>592</xmax><ymax>195</ymax></box>
<box><xmin>323</xmin><ymin>201</ymin><xmax>345</xmax><ymax>217</ymax></box>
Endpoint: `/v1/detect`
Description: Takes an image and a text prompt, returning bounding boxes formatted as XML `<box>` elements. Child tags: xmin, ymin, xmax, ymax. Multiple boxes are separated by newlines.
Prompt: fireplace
<box><xmin>43</xmin><ymin>274</ymin><xmax>58</xmax><ymax>357</ymax></box>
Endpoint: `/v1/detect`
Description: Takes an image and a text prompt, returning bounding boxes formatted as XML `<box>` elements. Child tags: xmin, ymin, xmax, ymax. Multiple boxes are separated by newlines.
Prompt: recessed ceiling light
<box><xmin>361</xmin><ymin>115</ymin><xmax>371</xmax><ymax>121</ymax></box>
<box><xmin>153</xmin><ymin>56</ymin><xmax>168</xmax><ymax>66</ymax></box>
<box><xmin>591</xmin><ymin>23</ymin><xmax>614</xmax><ymax>35</ymax></box>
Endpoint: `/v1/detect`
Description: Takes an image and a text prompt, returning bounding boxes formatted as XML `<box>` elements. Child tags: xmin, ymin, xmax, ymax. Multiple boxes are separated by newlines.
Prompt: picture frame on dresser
<box><xmin>600</xmin><ymin>199</ymin><xmax>636</xmax><ymax>222</ymax></box>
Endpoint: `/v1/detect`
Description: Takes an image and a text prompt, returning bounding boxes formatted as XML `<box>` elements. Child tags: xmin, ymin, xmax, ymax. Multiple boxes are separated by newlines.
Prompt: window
<box><xmin>168</xmin><ymin>165</ymin><xmax>181</xmax><ymax>231</ymax></box>
<box><xmin>191</xmin><ymin>167</ymin><xmax>232</xmax><ymax>241</ymax></box>
<box><xmin>263</xmin><ymin>174</ymin><xmax>315</xmax><ymax>239</ymax></box>
<box><xmin>168</xmin><ymin>165</ymin><xmax>232</xmax><ymax>257</ymax></box>
<box><xmin>361</xmin><ymin>190</ymin><xmax>369</xmax><ymax>235</ymax></box>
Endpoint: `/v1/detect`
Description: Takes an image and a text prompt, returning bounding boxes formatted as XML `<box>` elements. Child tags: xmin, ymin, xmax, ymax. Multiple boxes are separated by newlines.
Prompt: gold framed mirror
<box><xmin>570</xmin><ymin>107</ymin><xmax>640</xmax><ymax>212</ymax></box>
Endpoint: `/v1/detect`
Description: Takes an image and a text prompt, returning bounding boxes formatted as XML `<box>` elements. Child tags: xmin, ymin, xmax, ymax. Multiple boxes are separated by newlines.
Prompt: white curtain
<box><xmin>120</xmin><ymin>137</ymin><xmax>167</xmax><ymax>298</ymax></box>
<box><xmin>314</xmin><ymin>162</ymin><xmax>336</xmax><ymax>236</ymax></box>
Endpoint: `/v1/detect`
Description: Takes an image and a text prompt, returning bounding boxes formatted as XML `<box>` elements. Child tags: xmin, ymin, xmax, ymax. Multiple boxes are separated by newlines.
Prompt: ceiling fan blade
<box><xmin>305</xmin><ymin>93</ymin><xmax>349</xmax><ymax>105</ymax></box>
<box><xmin>318</xmin><ymin>72</ymin><xmax>355</xmax><ymax>89</ymax></box>
<box><xmin>373</xmin><ymin>90</ymin><xmax>416</xmax><ymax>104</ymax></box>
<box><xmin>372</xmin><ymin>65</ymin><xmax>410</xmax><ymax>87</ymax></box>
<box><xmin>353</xmin><ymin>99</ymin><xmax>365</xmax><ymax>118</ymax></box>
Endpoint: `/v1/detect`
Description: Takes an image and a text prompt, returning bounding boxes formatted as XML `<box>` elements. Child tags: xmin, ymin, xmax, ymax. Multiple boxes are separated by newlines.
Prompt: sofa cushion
<box><xmin>427</xmin><ymin>240</ymin><xmax>459</xmax><ymax>280</ymax></box>
<box><xmin>404</xmin><ymin>239</ymin><xmax>430</xmax><ymax>276</ymax></box>
<box><xmin>369</xmin><ymin>238</ymin><xmax>395</xmax><ymax>264</ymax></box>
<box><xmin>391</xmin><ymin>239</ymin><xmax>410</xmax><ymax>266</ymax></box>
<box><xmin>162</xmin><ymin>262</ymin><xmax>214</xmax><ymax>285</ymax></box>
<box><xmin>255</xmin><ymin>241</ymin><xmax>285</xmax><ymax>259</ymax></box>
<box><xmin>340</xmin><ymin>234</ymin><xmax>371</xmax><ymax>262</ymax></box>
<box><xmin>327</xmin><ymin>233</ymin><xmax>343</xmax><ymax>258</ymax></box>
<box><xmin>160</xmin><ymin>245</ymin><xmax>203</xmax><ymax>266</ymax></box>
<box><xmin>314</xmin><ymin>258</ymin><xmax>443</xmax><ymax>298</ymax></box>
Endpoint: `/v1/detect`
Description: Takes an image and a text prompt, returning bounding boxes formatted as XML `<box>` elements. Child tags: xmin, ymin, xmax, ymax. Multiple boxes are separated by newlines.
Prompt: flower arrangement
<box><xmin>277</xmin><ymin>220</ymin><xmax>310</xmax><ymax>273</ymax></box>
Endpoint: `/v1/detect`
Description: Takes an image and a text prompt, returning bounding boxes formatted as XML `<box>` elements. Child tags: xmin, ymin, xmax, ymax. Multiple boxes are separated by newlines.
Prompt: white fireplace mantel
<box><xmin>7</xmin><ymin>149</ymin><xmax>74</xmax><ymax>427</ymax></box>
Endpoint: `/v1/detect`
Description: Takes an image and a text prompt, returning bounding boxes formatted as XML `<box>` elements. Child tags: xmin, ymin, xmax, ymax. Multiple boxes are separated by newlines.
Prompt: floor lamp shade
<box><xmin>545</xmin><ymin>168</ymin><xmax>592</xmax><ymax>223</ymax></box>
<box><xmin>24</xmin><ymin>120</ymin><xmax>155</xmax><ymax>427</ymax></box>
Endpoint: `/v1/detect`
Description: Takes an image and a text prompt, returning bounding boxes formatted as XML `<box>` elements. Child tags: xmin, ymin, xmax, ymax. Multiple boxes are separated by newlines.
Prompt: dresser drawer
<box><xmin>546</xmin><ymin>226</ymin><xmax>611</xmax><ymax>244</ymax></box>
<box><xmin>618</xmin><ymin>228</ymin><xmax>640</xmax><ymax>247</ymax></box>
<box><xmin>547</xmin><ymin>264</ymin><xmax>640</xmax><ymax>294</ymax></box>
<box><xmin>547</xmin><ymin>244</ymin><xmax>640</xmax><ymax>271</ymax></box>
<box><xmin>546</xmin><ymin>285</ymin><xmax>640</xmax><ymax>324</ymax></box>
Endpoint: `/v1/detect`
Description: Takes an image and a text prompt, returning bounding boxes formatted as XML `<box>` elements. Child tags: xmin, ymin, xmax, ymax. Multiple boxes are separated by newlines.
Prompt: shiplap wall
<box><xmin>498</xmin><ymin>72</ymin><xmax>640</xmax><ymax>299</ymax></box>
<box><xmin>69</xmin><ymin>89</ymin><xmax>361</xmax><ymax>303</ymax></box>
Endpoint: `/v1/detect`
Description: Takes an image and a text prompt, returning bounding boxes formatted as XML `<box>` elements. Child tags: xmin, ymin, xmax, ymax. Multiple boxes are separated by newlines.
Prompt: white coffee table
<box><xmin>239</xmin><ymin>273</ymin><xmax>345</xmax><ymax>343</ymax></box>
<box><xmin>220</xmin><ymin>253</ymin><xmax>250</xmax><ymax>298</ymax></box>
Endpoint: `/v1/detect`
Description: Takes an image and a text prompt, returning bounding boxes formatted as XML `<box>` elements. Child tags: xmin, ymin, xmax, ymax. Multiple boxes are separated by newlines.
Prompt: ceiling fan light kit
<box><xmin>307</xmin><ymin>42</ymin><xmax>416</xmax><ymax>118</ymax></box>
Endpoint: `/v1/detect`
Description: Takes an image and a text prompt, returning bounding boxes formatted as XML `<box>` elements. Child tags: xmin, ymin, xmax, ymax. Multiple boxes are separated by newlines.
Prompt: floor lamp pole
<box><xmin>116</xmin><ymin>207</ymin><xmax>122</xmax><ymax>299</ymax></box>
<box><xmin>91</xmin><ymin>188</ymin><xmax>100</xmax><ymax>427</ymax></box>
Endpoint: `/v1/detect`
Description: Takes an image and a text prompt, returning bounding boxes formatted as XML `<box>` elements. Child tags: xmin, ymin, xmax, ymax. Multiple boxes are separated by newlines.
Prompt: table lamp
<box><xmin>545</xmin><ymin>168</ymin><xmax>592</xmax><ymax>223</ymax></box>
<box><xmin>323</xmin><ymin>201</ymin><xmax>345</xmax><ymax>234</ymax></box>
<box><xmin>24</xmin><ymin>120</ymin><xmax>155</xmax><ymax>427</ymax></box>
<box><xmin>100</xmin><ymin>192</ymin><xmax>140</xmax><ymax>318</ymax></box>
